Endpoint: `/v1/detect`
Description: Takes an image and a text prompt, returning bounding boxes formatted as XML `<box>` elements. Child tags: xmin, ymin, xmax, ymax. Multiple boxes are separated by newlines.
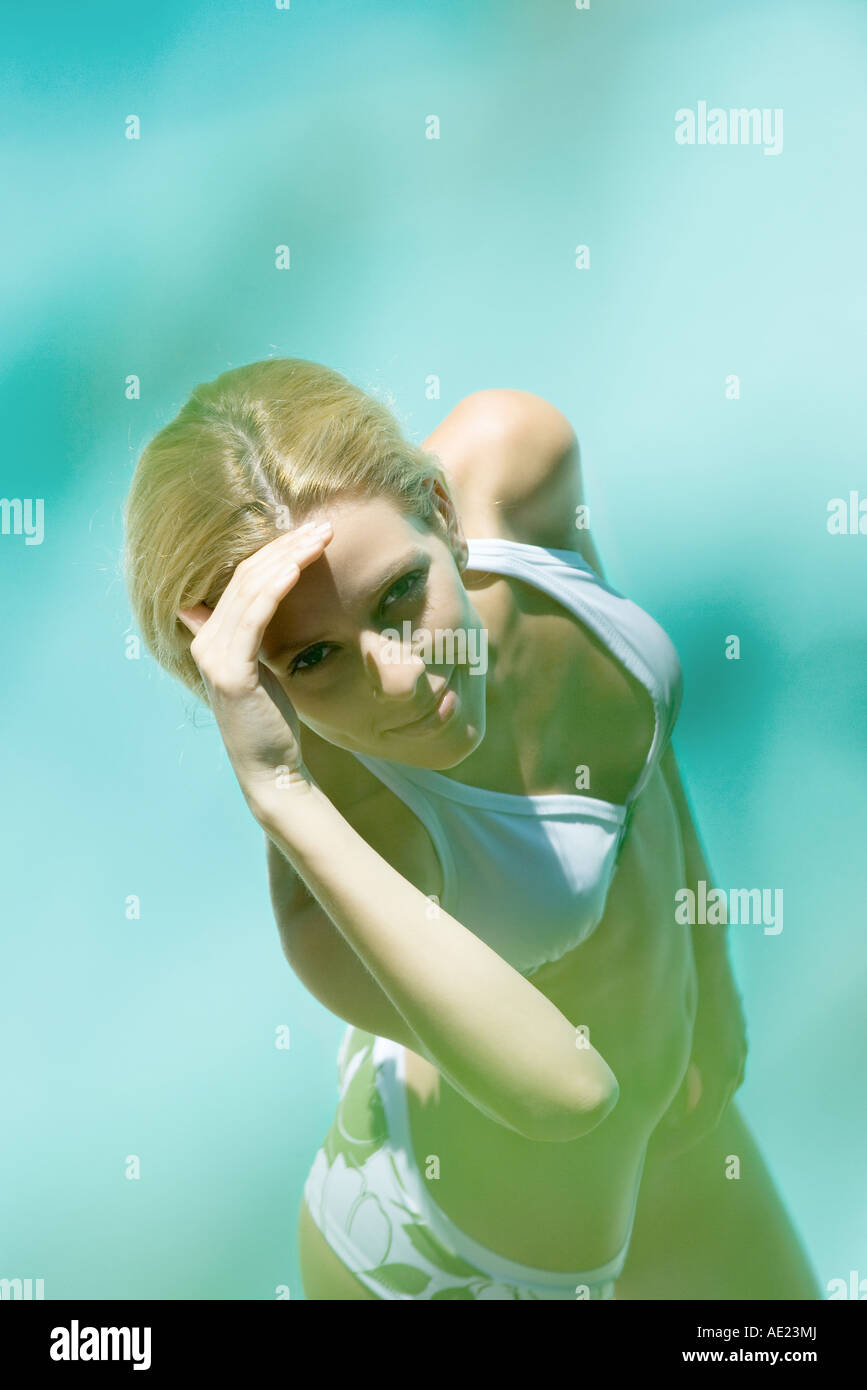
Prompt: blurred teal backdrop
<box><xmin>1</xmin><ymin>0</ymin><xmax>864</xmax><ymax>1299</ymax></box>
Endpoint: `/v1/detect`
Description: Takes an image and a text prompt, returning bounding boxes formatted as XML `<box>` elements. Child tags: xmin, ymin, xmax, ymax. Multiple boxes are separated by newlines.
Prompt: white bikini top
<box><xmin>351</xmin><ymin>537</ymin><xmax>684</xmax><ymax>977</ymax></box>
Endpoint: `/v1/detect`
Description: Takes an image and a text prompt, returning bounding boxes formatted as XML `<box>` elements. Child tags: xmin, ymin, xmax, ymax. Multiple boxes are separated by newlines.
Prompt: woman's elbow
<box><xmin>522</xmin><ymin>1076</ymin><xmax>621</xmax><ymax>1144</ymax></box>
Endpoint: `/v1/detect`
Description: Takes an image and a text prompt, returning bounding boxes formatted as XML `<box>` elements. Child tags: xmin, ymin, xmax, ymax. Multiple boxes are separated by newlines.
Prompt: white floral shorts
<box><xmin>302</xmin><ymin>1025</ymin><xmax>637</xmax><ymax>1300</ymax></box>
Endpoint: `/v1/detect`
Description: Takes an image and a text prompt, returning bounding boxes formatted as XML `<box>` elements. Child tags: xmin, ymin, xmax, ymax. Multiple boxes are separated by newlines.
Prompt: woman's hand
<box><xmin>176</xmin><ymin>519</ymin><xmax>333</xmax><ymax>817</ymax></box>
<box><xmin>653</xmin><ymin>951</ymin><xmax>749</xmax><ymax>1159</ymax></box>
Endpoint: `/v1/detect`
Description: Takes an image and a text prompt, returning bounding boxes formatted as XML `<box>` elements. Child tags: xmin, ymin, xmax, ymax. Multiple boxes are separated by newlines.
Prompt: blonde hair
<box><xmin>123</xmin><ymin>357</ymin><xmax>448</xmax><ymax>706</ymax></box>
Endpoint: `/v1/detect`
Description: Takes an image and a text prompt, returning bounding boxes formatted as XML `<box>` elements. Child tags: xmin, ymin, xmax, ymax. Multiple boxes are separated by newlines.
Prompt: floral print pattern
<box><xmin>303</xmin><ymin>1027</ymin><xmax>615</xmax><ymax>1300</ymax></box>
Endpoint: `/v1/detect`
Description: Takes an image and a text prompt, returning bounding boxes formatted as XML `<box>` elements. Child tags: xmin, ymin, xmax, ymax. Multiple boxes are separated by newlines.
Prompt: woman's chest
<box><xmin>494</xmin><ymin>767</ymin><xmax>693</xmax><ymax>1031</ymax></box>
<box><xmin>349</xmin><ymin>589</ymin><xmax>684</xmax><ymax>990</ymax></box>
<box><xmin>399</xmin><ymin>765</ymin><xmax>696</xmax><ymax>1114</ymax></box>
<box><xmin>458</xmin><ymin>575</ymin><xmax>657</xmax><ymax>804</ymax></box>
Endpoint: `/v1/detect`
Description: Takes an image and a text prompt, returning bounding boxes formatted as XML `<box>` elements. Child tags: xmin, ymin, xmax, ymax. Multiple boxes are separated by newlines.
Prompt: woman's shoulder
<box><xmin>424</xmin><ymin>389</ymin><xmax>604</xmax><ymax>569</ymax></box>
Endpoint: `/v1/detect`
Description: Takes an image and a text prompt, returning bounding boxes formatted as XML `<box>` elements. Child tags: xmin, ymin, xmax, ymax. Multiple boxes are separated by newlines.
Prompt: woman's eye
<box><xmin>383</xmin><ymin>569</ymin><xmax>427</xmax><ymax>609</ymax></box>
<box><xmin>286</xmin><ymin>571</ymin><xmax>427</xmax><ymax>676</ymax></box>
<box><xmin>288</xmin><ymin>643</ymin><xmax>332</xmax><ymax>676</ymax></box>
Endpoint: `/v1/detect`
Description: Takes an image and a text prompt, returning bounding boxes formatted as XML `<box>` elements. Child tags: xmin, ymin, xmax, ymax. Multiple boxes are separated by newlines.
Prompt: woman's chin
<box><xmin>389</xmin><ymin>714</ymin><xmax>485</xmax><ymax>770</ymax></box>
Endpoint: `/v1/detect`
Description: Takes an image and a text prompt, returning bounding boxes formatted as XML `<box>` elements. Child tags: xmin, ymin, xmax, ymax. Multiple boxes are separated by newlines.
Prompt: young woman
<box><xmin>124</xmin><ymin>358</ymin><xmax>821</xmax><ymax>1300</ymax></box>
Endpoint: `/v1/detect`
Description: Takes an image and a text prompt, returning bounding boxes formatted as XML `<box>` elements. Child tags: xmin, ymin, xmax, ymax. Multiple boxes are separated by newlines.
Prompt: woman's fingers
<box><xmin>685</xmin><ymin>1060</ymin><xmax>702</xmax><ymax>1109</ymax></box>
<box><xmin>177</xmin><ymin>522</ymin><xmax>332</xmax><ymax>680</ymax></box>
<box><xmin>206</xmin><ymin>524</ymin><xmax>331</xmax><ymax>656</ymax></box>
<box><xmin>177</xmin><ymin>602</ymin><xmax>213</xmax><ymax>636</ymax></box>
<box><xmin>230</xmin><ymin>548</ymin><xmax>324</xmax><ymax>669</ymax></box>
<box><xmin>658</xmin><ymin>1073</ymin><xmax>738</xmax><ymax>1158</ymax></box>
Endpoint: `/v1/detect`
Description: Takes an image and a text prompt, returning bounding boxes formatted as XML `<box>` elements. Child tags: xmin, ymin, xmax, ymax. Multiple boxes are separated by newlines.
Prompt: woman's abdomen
<box><xmin>402</xmin><ymin>767</ymin><xmax>697</xmax><ymax>1271</ymax></box>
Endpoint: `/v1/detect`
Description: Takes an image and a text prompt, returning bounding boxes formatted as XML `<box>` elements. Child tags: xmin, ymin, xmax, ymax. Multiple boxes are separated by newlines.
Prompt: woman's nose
<box><xmin>362</xmin><ymin>630</ymin><xmax>427</xmax><ymax>701</ymax></box>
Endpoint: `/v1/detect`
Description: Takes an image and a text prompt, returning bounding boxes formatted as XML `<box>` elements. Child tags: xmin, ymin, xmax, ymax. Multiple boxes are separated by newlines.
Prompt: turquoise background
<box><xmin>1</xmin><ymin>0</ymin><xmax>864</xmax><ymax>1299</ymax></box>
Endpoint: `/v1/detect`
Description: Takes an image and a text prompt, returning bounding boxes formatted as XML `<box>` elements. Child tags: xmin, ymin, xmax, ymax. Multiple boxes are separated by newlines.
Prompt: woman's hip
<box><xmin>299</xmin><ymin>1025</ymin><xmax>624</xmax><ymax>1300</ymax></box>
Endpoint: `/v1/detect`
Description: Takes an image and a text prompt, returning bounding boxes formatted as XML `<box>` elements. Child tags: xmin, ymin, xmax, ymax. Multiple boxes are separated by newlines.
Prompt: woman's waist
<box><xmin>401</xmin><ymin>975</ymin><xmax>694</xmax><ymax>1269</ymax></box>
<box><xmin>405</xmin><ymin>968</ymin><xmax>695</xmax><ymax>1160</ymax></box>
<box><xmin>402</xmin><ymin>1063</ymin><xmax>657</xmax><ymax>1271</ymax></box>
<box><xmin>403</xmin><ymin>893</ymin><xmax>699</xmax><ymax>1154</ymax></box>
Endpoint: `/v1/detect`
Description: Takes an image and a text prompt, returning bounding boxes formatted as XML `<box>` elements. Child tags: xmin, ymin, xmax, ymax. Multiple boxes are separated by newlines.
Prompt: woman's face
<box><xmin>259</xmin><ymin>487</ymin><xmax>488</xmax><ymax>769</ymax></box>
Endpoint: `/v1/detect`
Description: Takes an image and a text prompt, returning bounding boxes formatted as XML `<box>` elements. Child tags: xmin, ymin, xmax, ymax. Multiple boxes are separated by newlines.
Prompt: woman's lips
<box><xmin>388</xmin><ymin>669</ymin><xmax>458</xmax><ymax>735</ymax></box>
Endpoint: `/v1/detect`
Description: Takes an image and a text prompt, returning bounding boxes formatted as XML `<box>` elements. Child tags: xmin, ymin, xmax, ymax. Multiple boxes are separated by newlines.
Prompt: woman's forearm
<box><xmin>256</xmin><ymin>779</ymin><xmax>619</xmax><ymax>1143</ymax></box>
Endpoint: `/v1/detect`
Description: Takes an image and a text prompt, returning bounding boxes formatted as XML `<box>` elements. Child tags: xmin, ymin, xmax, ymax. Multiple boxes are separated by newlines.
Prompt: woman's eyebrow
<box><xmin>270</xmin><ymin>547</ymin><xmax>430</xmax><ymax>661</ymax></box>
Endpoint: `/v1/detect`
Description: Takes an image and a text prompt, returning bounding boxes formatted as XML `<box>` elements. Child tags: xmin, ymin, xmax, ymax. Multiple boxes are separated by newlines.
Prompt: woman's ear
<box><xmin>423</xmin><ymin>475</ymin><xmax>469</xmax><ymax>571</ymax></box>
